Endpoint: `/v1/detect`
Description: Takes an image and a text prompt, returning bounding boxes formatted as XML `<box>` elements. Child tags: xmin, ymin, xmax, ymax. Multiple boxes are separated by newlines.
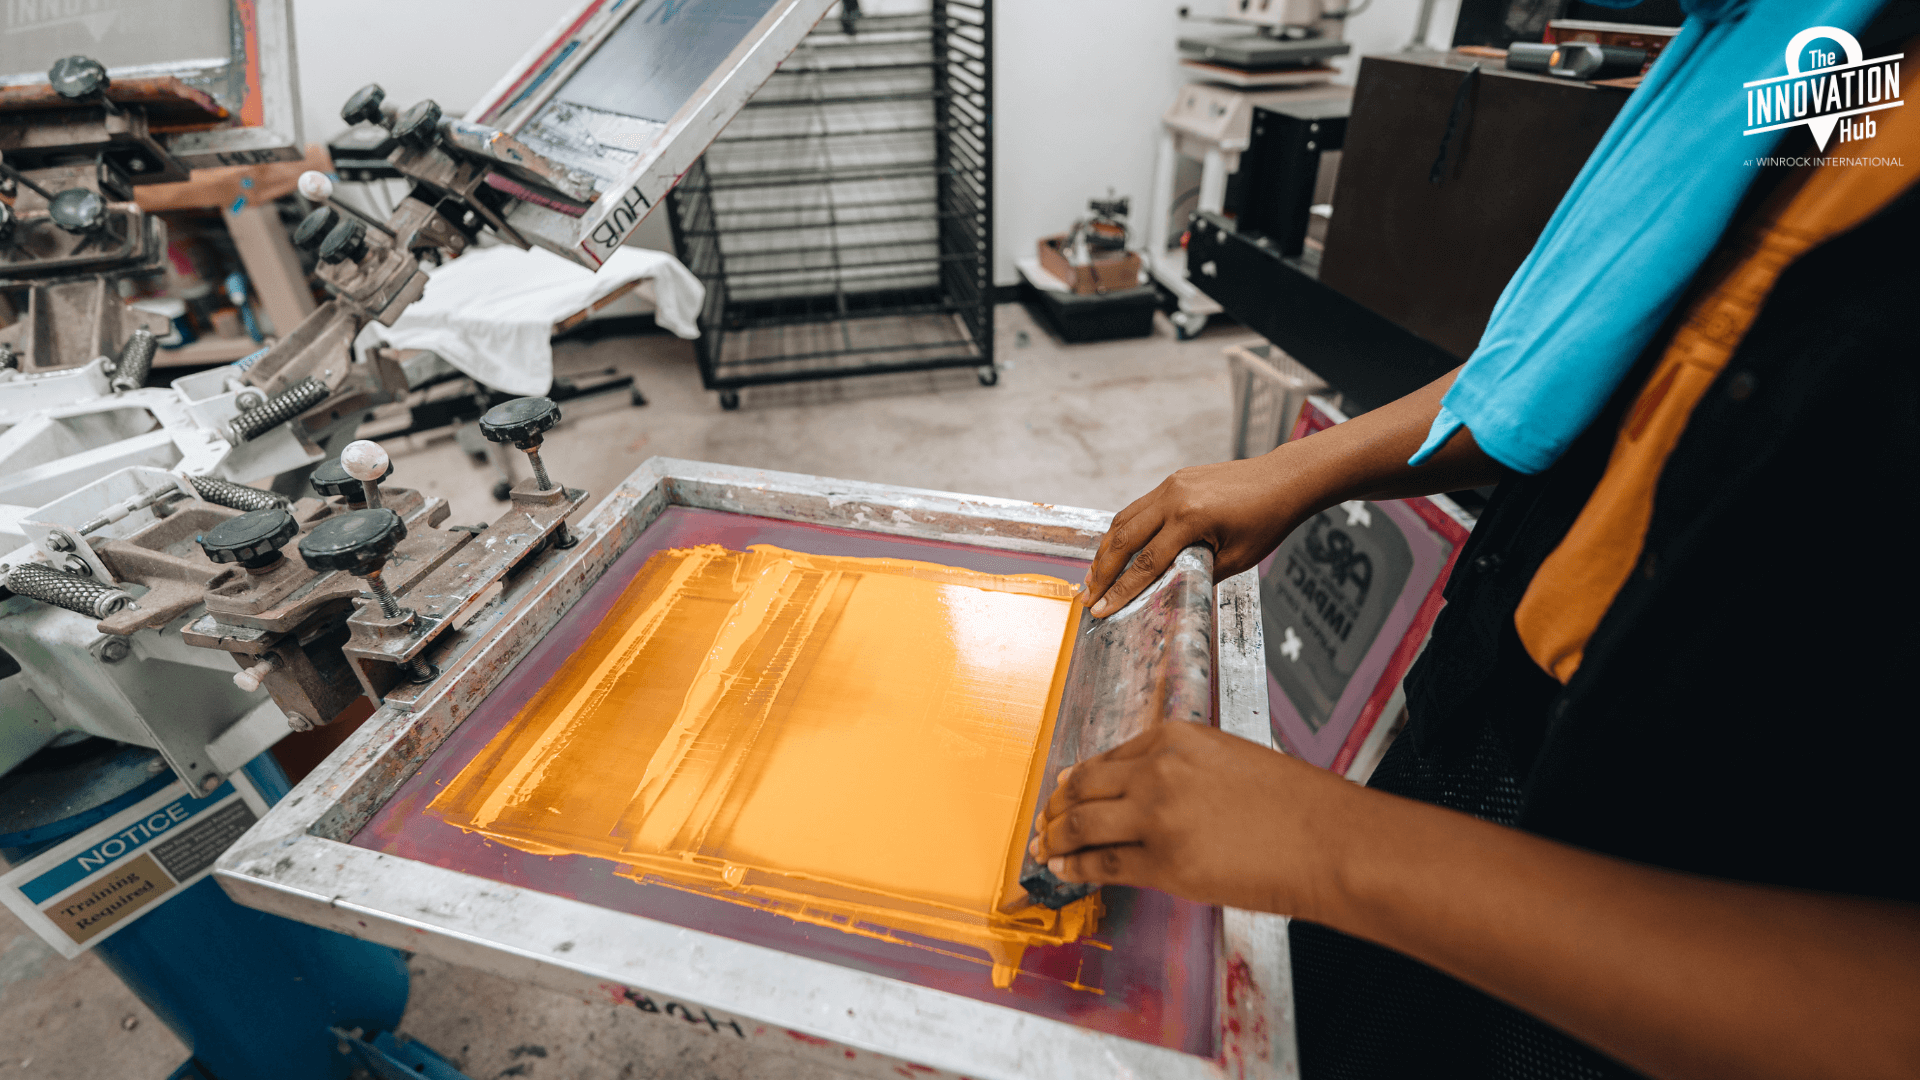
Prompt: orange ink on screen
<box><xmin>428</xmin><ymin>544</ymin><xmax>1097</xmax><ymax>987</ymax></box>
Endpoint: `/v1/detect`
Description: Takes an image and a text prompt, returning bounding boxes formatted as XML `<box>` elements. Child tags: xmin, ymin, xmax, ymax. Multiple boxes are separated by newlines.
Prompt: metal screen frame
<box><xmin>467</xmin><ymin>0</ymin><xmax>842</xmax><ymax>267</ymax></box>
<box><xmin>214</xmin><ymin>458</ymin><xmax>1295</xmax><ymax>1079</ymax></box>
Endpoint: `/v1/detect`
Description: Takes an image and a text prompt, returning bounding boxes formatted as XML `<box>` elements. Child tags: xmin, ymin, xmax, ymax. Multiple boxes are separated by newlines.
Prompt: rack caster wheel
<box><xmin>719</xmin><ymin>390</ymin><xmax>740</xmax><ymax>411</ymax></box>
<box><xmin>630</xmin><ymin>387</ymin><xmax>649</xmax><ymax>407</ymax></box>
<box><xmin>1171</xmin><ymin>310</ymin><xmax>1206</xmax><ymax>341</ymax></box>
<box><xmin>976</xmin><ymin>366</ymin><xmax>999</xmax><ymax>387</ymax></box>
<box><xmin>490</xmin><ymin>480</ymin><xmax>512</xmax><ymax>502</ymax></box>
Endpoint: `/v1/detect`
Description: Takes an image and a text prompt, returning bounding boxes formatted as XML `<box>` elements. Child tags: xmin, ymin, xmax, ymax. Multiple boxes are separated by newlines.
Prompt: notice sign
<box><xmin>0</xmin><ymin>774</ymin><xmax>268</xmax><ymax>957</ymax></box>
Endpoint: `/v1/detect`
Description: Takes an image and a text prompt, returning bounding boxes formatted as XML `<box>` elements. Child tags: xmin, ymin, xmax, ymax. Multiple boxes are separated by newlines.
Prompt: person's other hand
<box><xmin>1082</xmin><ymin>449</ymin><xmax>1322</xmax><ymax>617</ymax></box>
<box><xmin>1027</xmin><ymin>721</ymin><xmax>1354</xmax><ymax>916</ymax></box>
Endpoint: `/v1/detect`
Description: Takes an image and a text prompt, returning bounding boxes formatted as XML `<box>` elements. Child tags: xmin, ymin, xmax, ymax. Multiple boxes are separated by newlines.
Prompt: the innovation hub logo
<box><xmin>1743</xmin><ymin>26</ymin><xmax>1904</xmax><ymax>153</ymax></box>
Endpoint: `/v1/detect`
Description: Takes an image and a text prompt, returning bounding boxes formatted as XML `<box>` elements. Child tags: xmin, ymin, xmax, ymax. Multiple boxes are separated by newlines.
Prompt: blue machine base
<box><xmin>3</xmin><ymin>746</ymin><xmax>468</xmax><ymax>1080</ymax></box>
<box><xmin>335</xmin><ymin>1028</ymin><xmax>473</xmax><ymax>1080</ymax></box>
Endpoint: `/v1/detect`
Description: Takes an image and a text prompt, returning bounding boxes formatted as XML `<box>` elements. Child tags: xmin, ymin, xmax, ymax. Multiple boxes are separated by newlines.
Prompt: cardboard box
<box><xmin>1037</xmin><ymin>235</ymin><xmax>1142</xmax><ymax>295</ymax></box>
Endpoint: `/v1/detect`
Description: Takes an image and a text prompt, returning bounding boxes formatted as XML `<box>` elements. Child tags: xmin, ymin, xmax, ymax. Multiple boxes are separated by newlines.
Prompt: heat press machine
<box><xmin>1177</xmin><ymin>0</ymin><xmax>1354</xmax><ymax>77</ymax></box>
<box><xmin>1149</xmin><ymin>1</ymin><xmax>1349</xmax><ymax>339</ymax></box>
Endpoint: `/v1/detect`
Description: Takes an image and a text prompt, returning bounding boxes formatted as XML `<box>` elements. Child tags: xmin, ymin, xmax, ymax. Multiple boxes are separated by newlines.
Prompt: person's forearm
<box><xmin>1273</xmin><ymin>366</ymin><xmax>1507</xmax><ymax>512</ymax></box>
<box><xmin>1310</xmin><ymin>786</ymin><xmax>1920</xmax><ymax>1080</ymax></box>
<box><xmin>1082</xmin><ymin>366</ymin><xmax>1508</xmax><ymax>614</ymax></box>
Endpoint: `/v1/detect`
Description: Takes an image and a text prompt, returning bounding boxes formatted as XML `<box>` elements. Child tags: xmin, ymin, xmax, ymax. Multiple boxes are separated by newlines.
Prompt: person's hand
<box><xmin>1083</xmin><ymin>449</ymin><xmax>1325</xmax><ymax>617</ymax></box>
<box><xmin>1027</xmin><ymin>721</ymin><xmax>1356</xmax><ymax>916</ymax></box>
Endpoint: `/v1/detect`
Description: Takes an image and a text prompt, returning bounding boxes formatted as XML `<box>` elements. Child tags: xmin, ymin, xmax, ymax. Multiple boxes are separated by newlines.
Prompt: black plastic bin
<box><xmin>1020</xmin><ymin>279</ymin><xmax>1159</xmax><ymax>344</ymax></box>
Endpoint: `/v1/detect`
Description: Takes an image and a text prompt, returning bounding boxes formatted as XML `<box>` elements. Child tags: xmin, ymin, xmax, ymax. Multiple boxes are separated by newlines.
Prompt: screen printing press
<box><xmin>212</xmin><ymin>460</ymin><xmax>1295</xmax><ymax>1080</ymax></box>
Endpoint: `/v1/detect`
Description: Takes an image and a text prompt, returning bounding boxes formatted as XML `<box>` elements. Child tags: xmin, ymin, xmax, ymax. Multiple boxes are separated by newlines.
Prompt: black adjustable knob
<box><xmin>298</xmin><ymin>508</ymin><xmax>406</xmax><ymax>576</ymax></box>
<box><xmin>48</xmin><ymin>189</ymin><xmax>107</xmax><ymax>234</ymax></box>
<box><xmin>341</xmin><ymin>83</ymin><xmax>387</xmax><ymax>127</ymax></box>
<box><xmin>199</xmin><ymin>508</ymin><xmax>299</xmax><ymax>570</ymax></box>
<box><xmin>293</xmin><ymin>206</ymin><xmax>339</xmax><ymax>252</ymax></box>
<box><xmin>479</xmin><ymin>397</ymin><xmax>567</xmax><ymax>518</ymax></box>
<box><xmin>310</xmin><ymin>453</ymin><xmax>391</xmax><ymax>504</ymax></box>
<box><xmin>318</xmin><ymin>220</ymin><xmax>368</xmax><ymax>264</ymax></box>
<box><xmin>0</xmin><ymin>201</ymin><xmax>14</xmax><ymax>244</ymax></box>
<box><xmin>394</xmin><ymin>99</ymin><xmax>442</xmax><ymax>150</ymax></box>
<box><xmin>479</xmin><ymin>397</ymin><xmax>561</xmax><ymax>449</ymax></box>
<box><xmin>48</xmin><ymin>56</ymin><xmax>109</xmax><ymax>100</ymax></box>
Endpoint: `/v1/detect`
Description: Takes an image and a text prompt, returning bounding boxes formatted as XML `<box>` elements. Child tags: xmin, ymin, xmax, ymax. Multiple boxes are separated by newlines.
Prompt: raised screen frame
<box><xmin>466</xmin><ymin>0</ymin><xmax>842</xmax><ymax>268</ymax></box>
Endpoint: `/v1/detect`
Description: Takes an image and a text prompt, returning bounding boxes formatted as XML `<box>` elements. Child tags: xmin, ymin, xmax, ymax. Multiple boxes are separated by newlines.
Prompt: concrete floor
<box><xmin>0</xmin><ymin>303</ymin><xmax>1256</xmax><ymax>1079</ymax></box>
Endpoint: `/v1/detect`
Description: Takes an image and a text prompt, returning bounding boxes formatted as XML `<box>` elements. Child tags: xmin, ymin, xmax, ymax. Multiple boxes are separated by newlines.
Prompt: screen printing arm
<box><xmin>1028</xmin><ymin>722</ymin><xmax>1920</xmax><ymax>1080</ymax></box>
<box><xmin>1082</xmin><ymin>366</ymin><xmax>1506</xmax><ymax>617</ymax></box>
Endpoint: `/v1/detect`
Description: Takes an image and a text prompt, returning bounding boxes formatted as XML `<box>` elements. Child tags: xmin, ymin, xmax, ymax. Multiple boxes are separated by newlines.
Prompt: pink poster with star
<box><xmin>1260</xmin><ymin>399</ymin><xmax>1473</xmax><ymax>777</ymax></box>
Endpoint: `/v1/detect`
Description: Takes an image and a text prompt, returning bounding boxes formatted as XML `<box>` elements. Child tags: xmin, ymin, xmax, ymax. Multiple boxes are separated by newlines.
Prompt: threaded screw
<box><xmin>363</xmin><ymin>567</ymin><xmax>407</xmax><ymax>620</ymax></box>
<box><xmin>524</xmin><ymin>446</ymin><xmax>554</xmax><ymax>491</ymax></box>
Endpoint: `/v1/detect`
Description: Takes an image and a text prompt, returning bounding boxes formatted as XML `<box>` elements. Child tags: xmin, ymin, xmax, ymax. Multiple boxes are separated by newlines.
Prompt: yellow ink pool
<box><xmin>429</xmin><ymin>543</ymin><xmax>1097</xmax><ymax>986</ymax></box>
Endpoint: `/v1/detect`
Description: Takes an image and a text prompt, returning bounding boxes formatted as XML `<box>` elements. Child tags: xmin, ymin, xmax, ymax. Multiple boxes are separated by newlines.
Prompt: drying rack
<box><xmin>668</xmin><ymin>0</ymin><xmax>993</xmax><ymax>409</ymax></box>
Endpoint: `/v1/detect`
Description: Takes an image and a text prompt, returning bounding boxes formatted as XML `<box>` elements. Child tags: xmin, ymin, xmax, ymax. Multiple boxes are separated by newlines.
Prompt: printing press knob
<box><xmin>293</xmin><ymin>206</ymin><xmax>340</xmax><ymax>252</ymax></box>
<box><xmin>341</xmin><ymin>83</ymin><xmax>387</xmax><ymax>128</ymax></box>
<box><xmin>48</xmin><ymin>56</ymin><xmax>109</xmax><ymax>100</ymax></box>
<box><xmin>48</xmin><ymin>188</ymin><xmax>107</xmax><ymax>234</ymax></box>
<box><xmin>297</xmin><ymin>170</ymin><xmax>334</xmax><ymax>204</ymax></box>
<box><xmin>339</xmin><ymin>440</ymin><xmax>392</xmax><ymax>509</ymax></box>
<box><xmin>299</xmin><ymin>508</ymin><xmax>406</xmax><ymax>576</ymax></box>
<box><xmin>300</xmin><ymin>508</ymin><xmax>415</xmax><ymax>629</ymax></box>
<box><xmin>311</xmin><ymin>453</ymin><xmax>391</xmax><ymax>506</ymax></box>
<box><xmin>479</xmin><ymin>396</ymin><xmax>561</xmax><ymax>450</ymax></box>
<box><xmin>198</xmin><ymin>507</ymin><xmax>299</xmax><ymax>571</ymax></box>
<box><xmin>394</xmin><ymin>99</ymin><xmax>443</xmax><ymax>150</ymax></box>
<box><xmin>318</xmin><ymin>220</ymin><xmax>368</xmax><ymax>265</ymax></box>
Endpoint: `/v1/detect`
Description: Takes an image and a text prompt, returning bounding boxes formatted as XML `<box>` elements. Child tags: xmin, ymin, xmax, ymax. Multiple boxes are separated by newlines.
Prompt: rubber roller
<box><xmin>229</xmin><ymin>377</ymin><xmax>329</xmax><ymax>443</ymax></box>
<box><xmin>186</xmin><ymin>475</ymin><xmax>290</xmax><ymax>513</ymax></box>
<box><xmin>6</xmin><ymin>563</ymin><xmax>135</xmax><ymax>619</ymax></box>
<box><xmin>110</xmin><ymin>328</ymin><xmax>157</xmax><ymax>392</ymax></box>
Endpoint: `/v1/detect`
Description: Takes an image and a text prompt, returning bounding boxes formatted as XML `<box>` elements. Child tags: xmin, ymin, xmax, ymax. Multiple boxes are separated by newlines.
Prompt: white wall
<box><xmin>291</xmin><ymin>0</ymin><xmax>555</xmax><ymax>159</ymax></box>
<box><xmin>288</xmin><ymin>0</ymin><xmax>1456</xmax><ymax>282</ymax></box>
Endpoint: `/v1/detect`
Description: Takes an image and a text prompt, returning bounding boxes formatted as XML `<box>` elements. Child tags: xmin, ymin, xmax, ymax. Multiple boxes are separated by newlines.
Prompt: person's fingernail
<box><xmin>1029</xmin><ymin>837</ymin><xmax>1041</xmax><ymax>858</ymax></box>
<box><xmin>1048</xmin><ymin>857</ymin><xmax>1066</xmax><ymax>875</ymax></box>
<box><xmin>1056</xmin><ymin>766</ymin><xmax>1074</xmax><ymax>787</ymax></box>
<box><xmin>1090</xmin><ymin>599</ymin><xmax>1109</xmax><ymax>617</ymax></box>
